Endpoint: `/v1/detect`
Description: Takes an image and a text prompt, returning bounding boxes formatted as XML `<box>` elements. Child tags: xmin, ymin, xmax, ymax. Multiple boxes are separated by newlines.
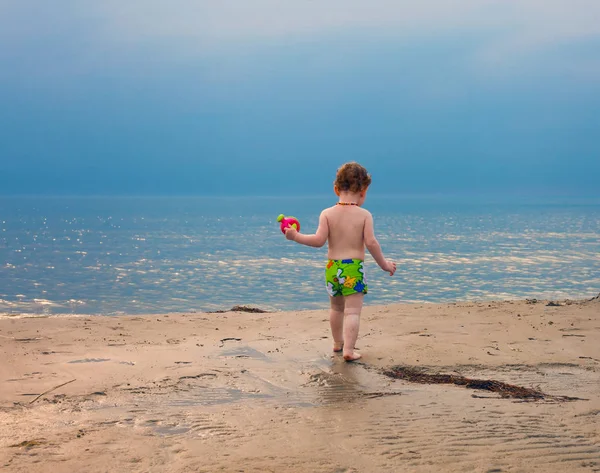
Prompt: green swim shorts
<box><xmin>325</xmin><ymin>259</ymin><xmax>368</xmax><ymax>297</ymax></box>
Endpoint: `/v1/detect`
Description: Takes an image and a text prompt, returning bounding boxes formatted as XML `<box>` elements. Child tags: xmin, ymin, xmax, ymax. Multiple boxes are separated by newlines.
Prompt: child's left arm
<box><xmin>284</xmin><ymin>211</ymin><xmax>329</xmax><ymax>248</ymax></box>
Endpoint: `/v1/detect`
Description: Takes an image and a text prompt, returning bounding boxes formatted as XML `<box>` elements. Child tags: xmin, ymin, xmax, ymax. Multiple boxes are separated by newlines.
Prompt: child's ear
<box><xmin>334</xmin><ymin>185</ymin><xmax>340</xmax><ymax>196</ymax></box>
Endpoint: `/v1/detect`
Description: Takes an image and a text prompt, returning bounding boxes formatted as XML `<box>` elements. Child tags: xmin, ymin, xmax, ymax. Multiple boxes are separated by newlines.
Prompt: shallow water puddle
<box><xmin>135</xmin><ymin>358</ymin><xmax>402</xmax><ymax>410</ymax></box>
<box><xmin>151</xmin><ymin>423</ymin><xmax>191</xmax><ymax>436</ymax></box>
<box><xmin>167</xmin><ymin>387</ymin><xmax>273</xmax><ymax>407</ymax></box>
<box><xmin>68</xmin><ymin>358</ymin><xmax>111</xmax><ymax>364</ymax></box>
<box><xmin>219</xmin><ymin>346</ymin><xmax>271</xmax><ymax>361</ymax></box>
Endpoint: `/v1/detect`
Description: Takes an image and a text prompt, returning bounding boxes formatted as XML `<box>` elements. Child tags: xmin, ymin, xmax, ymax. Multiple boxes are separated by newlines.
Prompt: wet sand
<box><xmin>1</xmin><ymin>298</ymin><xmax>599</xmax><ymax>472</ymax></box>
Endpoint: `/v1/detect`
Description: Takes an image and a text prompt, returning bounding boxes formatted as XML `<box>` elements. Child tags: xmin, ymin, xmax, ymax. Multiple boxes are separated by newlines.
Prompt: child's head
<box><xmin>334</xmin><ymin>162</ymin><xmax>371</xmax><ymax>200</ymax></box>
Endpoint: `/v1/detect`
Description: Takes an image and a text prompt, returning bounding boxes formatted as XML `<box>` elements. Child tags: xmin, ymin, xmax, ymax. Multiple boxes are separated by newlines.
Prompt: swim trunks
<box><xmin>325</xmin><ymin>259</ymin><xmax>368</xmax><ymax>297</ymax></box>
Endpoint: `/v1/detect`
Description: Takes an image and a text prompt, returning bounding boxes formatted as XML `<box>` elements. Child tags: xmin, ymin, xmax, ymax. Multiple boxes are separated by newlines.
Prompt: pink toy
<box><xmin>277</xmin><ymin>214</ymin><xmax>301</xmax><ymax>234</ymax></box>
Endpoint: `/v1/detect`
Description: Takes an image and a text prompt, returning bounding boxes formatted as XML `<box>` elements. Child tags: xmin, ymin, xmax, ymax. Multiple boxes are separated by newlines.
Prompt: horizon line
<box><xmin>1</xmin><ymin>192</ymin><xmax>599</xmax><ymax>202</ymax></box>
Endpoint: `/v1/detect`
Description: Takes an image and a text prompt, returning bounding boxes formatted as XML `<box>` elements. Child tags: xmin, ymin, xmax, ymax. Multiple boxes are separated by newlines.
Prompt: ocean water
<box><xmin>0</xmin><ymin>195</ymin><xmax>598</xmax><ymax>316</ymax></box>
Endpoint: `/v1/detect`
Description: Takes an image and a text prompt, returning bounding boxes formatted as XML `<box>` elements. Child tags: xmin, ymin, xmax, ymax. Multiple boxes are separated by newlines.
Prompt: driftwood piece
<box><xmin>29</xmin><ymin>379</ymin><xmax>76</xmax><ymax>404</ymax></box>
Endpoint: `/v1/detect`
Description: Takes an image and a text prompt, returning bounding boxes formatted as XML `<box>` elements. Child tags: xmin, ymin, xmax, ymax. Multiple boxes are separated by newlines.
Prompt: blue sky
<box><xmin>1</xmin><ymin>1</ymin><xmax>599</xmax><ymax>196</ymax></box>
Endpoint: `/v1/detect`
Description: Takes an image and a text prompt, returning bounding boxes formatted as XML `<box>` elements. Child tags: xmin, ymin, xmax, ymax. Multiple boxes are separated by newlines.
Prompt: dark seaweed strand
<box><xmin>382</xmin><ymin>366</ymin><xmax>582</xmax><ymax>401</ymax></box>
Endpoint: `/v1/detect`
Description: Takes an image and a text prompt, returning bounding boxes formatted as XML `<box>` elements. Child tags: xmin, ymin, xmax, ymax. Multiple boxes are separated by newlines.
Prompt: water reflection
<box><xmin>1</xmin><ymin>196</ymin><xmax>598</xmax><ymax>315</ymax></box>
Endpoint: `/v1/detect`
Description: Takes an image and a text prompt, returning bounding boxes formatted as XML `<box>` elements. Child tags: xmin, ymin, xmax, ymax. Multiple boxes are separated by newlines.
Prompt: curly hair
<box><xmin>334</xmin><ymin>162</ymin><xmax>372</xmax><ymax>193</ymax></box>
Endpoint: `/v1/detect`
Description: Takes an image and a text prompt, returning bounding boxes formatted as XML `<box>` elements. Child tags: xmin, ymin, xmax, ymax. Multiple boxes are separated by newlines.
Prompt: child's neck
<box><xmin>338</xmin><ymin>192</ymin><xmax>362</xmax><ymax>206</ymax></box>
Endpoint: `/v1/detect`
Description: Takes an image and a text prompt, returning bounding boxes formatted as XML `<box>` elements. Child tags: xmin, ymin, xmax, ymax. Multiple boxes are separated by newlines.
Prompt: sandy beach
<box><xmin>1</xmin><ymin>297</ymin><xmax>599</xmax><ymax>472</ymax></box>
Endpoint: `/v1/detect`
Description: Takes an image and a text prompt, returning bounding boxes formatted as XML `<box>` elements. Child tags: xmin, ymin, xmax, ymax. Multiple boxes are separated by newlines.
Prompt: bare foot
<box><xmin>343</xmin><ymin>352</ymin><xmax>362</xmax><ymax>362</ymax></box>
<box><xmin>333</xmin><ymin>342</ymin><xmax>344</xmax><ymax>352</ymax></box>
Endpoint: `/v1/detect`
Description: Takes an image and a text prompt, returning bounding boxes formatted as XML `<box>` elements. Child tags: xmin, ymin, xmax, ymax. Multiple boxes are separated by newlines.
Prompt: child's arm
<box><xmin>364</xmin><ymin>212</ymin><xmax>396</xmax><ymax>276</ymax></box>
<box><xmin>284</xmin><ymin>211</ymin><xmax>329</xmax><ymax>248</ymax></box>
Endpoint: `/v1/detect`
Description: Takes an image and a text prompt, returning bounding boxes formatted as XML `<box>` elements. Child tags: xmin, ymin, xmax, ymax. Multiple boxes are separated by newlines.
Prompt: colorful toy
<box><xmin>277</xmin><ymin>214</ymin><xmax>301</xmax><ymax>234</ymax></box>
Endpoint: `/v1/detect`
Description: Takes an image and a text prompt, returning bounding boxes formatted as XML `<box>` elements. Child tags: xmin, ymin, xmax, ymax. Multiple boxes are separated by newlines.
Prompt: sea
<box><xmin>0</xmin><ymin>195</ymin><xmax>598</xmax><ymax>316</ymax></box>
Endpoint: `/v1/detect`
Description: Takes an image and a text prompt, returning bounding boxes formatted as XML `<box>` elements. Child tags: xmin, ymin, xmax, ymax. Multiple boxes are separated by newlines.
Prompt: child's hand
<box><xmin>284</xmin><ymin>226</ymin><xmax>298</xmax><ymax>241</ymax></box>
<box><xmin>382</xmin><ymin>260</ymin><xmax>396</xmax><ymax>276</ymax></box>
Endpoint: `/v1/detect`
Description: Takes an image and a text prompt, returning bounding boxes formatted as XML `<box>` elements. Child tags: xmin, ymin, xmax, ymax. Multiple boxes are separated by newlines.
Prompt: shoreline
<box><xmin>1</xmin><ymin>297</ymin><xmax>599</xmax><ymax>472</ymax></box>
<box><xmin>1</xmin><ymin>293</ymin><xmax>598</xmax><ymax>320</ymax></box>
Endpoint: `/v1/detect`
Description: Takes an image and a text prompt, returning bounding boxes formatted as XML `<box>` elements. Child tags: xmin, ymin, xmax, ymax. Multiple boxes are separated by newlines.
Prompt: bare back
<box><xmin>323</xmin><ymin>205</ymin><xmax>368</xmax><ymax>260</ymax></box>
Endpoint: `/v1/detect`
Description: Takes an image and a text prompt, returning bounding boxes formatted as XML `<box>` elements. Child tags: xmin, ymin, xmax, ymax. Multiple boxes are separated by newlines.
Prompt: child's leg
<box><xmin>343</xmin><ymin>293</ymin><xmax>364</xmax><ymax>361</ymax></box>
<box><xmin>329</xmin><ymin>296</ymin><xmax>345</xmax><ymax>352</ymax></box>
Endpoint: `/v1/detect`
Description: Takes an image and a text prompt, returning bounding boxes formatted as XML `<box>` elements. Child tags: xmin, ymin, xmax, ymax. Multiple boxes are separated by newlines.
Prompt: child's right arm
<box><xmin>364</xmin><ymin>212</ymin><xmax>396</xmax><ymax>276</ymax></box>
<box><xmin>284</xmin><ymin>211</ymin><xmax>329</xmax><ymax>248</ymax></box>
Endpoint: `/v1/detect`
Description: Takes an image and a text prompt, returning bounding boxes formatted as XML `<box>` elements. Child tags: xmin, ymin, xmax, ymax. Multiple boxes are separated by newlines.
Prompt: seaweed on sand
<box><xmin>208</xmin><ymin>305</ymin><xmax>268</xmax><ymax>314</ymax></box>
<box><xmin>383</xmin><ymin>366</ymin><xmax>582</xmax><ymax>401</ymax></box>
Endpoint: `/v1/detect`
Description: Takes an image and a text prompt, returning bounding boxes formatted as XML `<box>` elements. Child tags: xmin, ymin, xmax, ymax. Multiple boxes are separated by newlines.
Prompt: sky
<box><xmin>0</xmin><ymin>1</ymin><xmax>599</xmax><ymax>197</ymax></box>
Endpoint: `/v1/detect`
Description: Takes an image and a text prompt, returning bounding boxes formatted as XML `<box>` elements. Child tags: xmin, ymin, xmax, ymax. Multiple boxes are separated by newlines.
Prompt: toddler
<box><xmin>284</xmin><ymin>162</ymin><xmax>396</xmax><ymax>361</ymax></box>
